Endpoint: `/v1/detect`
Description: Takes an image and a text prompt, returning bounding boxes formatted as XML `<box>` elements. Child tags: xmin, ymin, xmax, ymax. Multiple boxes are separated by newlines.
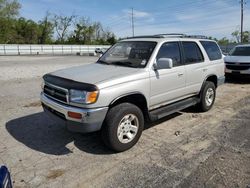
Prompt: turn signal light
<box><xmin>68</xmin><ymin>111</ymin><xmax>82</xmax><ymax>119</ymax></box>
<box><xmin>86</xmin><ymin>91</ymin><xmax>99</xmax><ymax>103</ymax></box>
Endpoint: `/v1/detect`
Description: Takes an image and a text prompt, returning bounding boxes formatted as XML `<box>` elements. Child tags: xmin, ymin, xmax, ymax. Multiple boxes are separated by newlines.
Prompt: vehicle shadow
<box><xmin>5</xmin><ymin>112</ymin><xmax>113</xmax><ymax>155</ymax></box>
<box><xmin>6</xmin><ymin>111</ymin><xmax>183</xmax><ymax>155</ymax></box>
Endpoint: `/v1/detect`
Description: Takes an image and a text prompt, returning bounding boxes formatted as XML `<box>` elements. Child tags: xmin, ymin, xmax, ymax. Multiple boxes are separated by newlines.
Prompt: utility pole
<box><xmin>240</xmin><ymin>0</ymin><xmax>244</xmax><ymax>43</ymax></box>
<box><xmin>131</xmin><ymin>8</ymin><xmax>135</xmax><ymax>37</ymax></box>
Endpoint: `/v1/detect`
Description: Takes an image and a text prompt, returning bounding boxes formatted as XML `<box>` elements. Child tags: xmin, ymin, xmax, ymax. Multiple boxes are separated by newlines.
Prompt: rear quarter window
<box><xmin>200</xmin><ymin>41</ymin><xmax>222</xmax><ymax>61</ymax></box>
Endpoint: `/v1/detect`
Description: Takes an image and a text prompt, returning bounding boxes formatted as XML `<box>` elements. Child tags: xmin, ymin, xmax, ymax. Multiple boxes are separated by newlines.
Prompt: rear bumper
<box><xmin>41</xmin><ymin>93</ymin><xmax>108</xmax><ymax>133</ymax></box>
<box><xmin>217</xmin><ymin>76</ymin><xmax>225</xmax><ymax>86</ymax></box>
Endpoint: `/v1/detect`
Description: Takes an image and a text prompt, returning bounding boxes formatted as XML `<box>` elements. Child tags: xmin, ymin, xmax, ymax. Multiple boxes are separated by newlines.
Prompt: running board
<box><xmin>149</xmin><ymin>97</ymin><xmax>200</xmax><ymax>121</ymax></box>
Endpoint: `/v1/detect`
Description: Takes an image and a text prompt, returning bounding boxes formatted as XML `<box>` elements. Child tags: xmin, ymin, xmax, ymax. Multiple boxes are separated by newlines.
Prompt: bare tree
<box><xmin>231</xmin><ymin>31</ymin><xmax>240</xmax><ymax>43</ymax></box>
<box><xmin>53</xmin><ymin>14</ymin><xmax>76</xmax><ymax>43</ymax></box>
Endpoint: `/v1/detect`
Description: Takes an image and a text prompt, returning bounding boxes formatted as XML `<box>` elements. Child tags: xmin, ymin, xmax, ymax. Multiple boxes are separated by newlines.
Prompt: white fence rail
<box><xmin>0</xmin><ymin>44</ymin><xmax>111</xmax><ymax>56</ymax></box>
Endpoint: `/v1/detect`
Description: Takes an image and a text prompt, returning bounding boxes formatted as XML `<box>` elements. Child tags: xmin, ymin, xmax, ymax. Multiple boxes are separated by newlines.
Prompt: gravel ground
<box><xmin>0</xmin><ymin>56</ymin><xmax>250</xmax><ymax>188</ymax></box>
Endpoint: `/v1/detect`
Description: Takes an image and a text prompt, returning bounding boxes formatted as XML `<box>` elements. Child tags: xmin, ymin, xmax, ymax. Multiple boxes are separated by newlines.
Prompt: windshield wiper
<box><xmin>111</xmin><ymin>61</ymin><xmax>135</xmax><ymax>67</ymax></box>
<box><xmin>97</xmin><ymin>60</ymin><xmax>109</xmax><ymax>65</ymax></box>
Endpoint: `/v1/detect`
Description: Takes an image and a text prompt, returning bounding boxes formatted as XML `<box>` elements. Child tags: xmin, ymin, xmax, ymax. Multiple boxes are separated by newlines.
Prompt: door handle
<box><xmin>178</xmin><ymin>73</ymin><xmax>184</xmax><ymax>77</ymax></box>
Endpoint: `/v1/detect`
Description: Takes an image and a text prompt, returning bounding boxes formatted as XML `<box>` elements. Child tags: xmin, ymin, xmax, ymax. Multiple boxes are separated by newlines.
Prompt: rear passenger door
<box><xmin>150</xmin><ymin>42</ymin><xmax>186</xmax><ymax>109</ymax></box>
<box><xmin>181</xmin><ymin>41</ymin><xmax>208</xmax><ymax>95</ymax></box>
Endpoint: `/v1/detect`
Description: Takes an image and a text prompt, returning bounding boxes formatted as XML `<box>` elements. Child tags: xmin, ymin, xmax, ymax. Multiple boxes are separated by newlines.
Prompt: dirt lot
<box><xmin>0</xmin><ymin>56</ymin><xmax>250</xmax><ymax>188</ymax></box>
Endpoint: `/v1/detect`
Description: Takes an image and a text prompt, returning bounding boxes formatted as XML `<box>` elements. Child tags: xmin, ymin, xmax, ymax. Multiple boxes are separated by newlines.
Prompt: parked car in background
<box><xmin>0</xmin><ymin>165</ymin><xmax>12</xmax><ymax>188</ymax></box>
<box><xmin>95</xmin><ymin>48</ymin><xmax>108</xmax><ymax>54</ymax></box>
<box><xmin>224</xmin><ymin>44</ymin><xmax>250</xmax><ymax>77</ymax></box>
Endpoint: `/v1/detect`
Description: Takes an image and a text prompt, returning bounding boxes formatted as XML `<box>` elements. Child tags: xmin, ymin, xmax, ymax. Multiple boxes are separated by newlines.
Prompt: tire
<box><xmin>198</xmin><ymin>81</ymin><xmax>216</xmax><ymax>112</ymax></box>
<box><xmin>101</xmin><ymin>103</ymin><xmax>144</xmax><ymax>152</ymax></box>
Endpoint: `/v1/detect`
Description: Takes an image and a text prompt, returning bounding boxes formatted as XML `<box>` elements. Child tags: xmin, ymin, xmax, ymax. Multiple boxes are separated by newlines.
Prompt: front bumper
<box><xmin>41</xmin><ymin>93</ymin><xmax>108</xmax><ymax>133</ymax></box>
<box><xmin>225</xmin><ymin>68</ymin><xmax>250</xmax><ymax>75</ymax></box>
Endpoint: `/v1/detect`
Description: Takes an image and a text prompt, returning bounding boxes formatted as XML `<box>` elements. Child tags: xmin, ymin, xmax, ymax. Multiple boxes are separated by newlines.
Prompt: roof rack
<box><xmin>183</xmin><ymin>35</ymin><xmax>208</xmax><ymax>39</ymax></box>
<box><xmin>125</xmin><ymin>35</ymin><xmax>164</xmax><ymax>39</ymax></box>
<box><xmin>123</xmin><ymin>33</ymin><xmax>209</xmax><ymax>40</ymax></box>
<box><xmin>154</xmin><ymin>33</ymin><xmax>186</xmax><ymax>38</ymax></box>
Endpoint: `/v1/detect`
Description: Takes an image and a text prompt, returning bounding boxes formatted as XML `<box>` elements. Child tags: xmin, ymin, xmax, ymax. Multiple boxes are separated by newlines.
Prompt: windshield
<box><xmin>230</xmin><ymin>46</ymin><xmax>250</xmax><ymax>56</ymax></box>
<box><xmin>98</xmin><ymin>41</ymin><xmax>157</xmax><ymax>68</ymax></box>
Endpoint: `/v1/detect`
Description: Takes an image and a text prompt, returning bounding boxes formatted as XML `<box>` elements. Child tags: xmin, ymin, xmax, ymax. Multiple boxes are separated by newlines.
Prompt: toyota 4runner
<box><xmin>41</xmin><ymin>34</ymin><xmax>225</xmax><ymax>152</ymax></box>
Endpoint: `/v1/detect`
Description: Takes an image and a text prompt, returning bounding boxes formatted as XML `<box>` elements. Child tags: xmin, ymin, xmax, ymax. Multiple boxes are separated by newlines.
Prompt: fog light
<box><xmin>68</xmin><ymin>111</ymin><xmax>82</xmax><ymax>119</ymax></box>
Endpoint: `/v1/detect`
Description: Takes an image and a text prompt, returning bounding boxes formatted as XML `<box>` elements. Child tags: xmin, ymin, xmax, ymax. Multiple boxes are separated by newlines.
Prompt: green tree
<box><xmin>0</xmin><ymin>0</ymin><xmax>117</xmax><ymax>44</ymax></box>
<box><xmin>70</xmin><ymin>18</ymin><xmax>97</xmax><ymax>44</ymax></box>
<box><xmin>0</xmin><ymin>0</ymin><xmax>21</xmax><ymax>43</ymax></box>
<box><xmin>242</xmin><ymin>31</ymin><xmax>249</xmax><ymax>43</ymax></box>
<box><xmin>218</xmin><ymin>37</ymin><xmax>229</xmax><ymax>45</ymax></box>
<box><xmin>232</xmin><ymin>30</ymin><xmax>249</xmax><ymax>43</ymax></box>
<box><xmin>0</xmin><ymin>17</ymin><xmax>15</xmax><ymax>43</ymax></box>
<box><xmin>0</xmin><ymin>0</ymin><xmax>21</xmax><ymax>18</ymax></box>
<box><xmin>106</xmin><ymin>34</ymin><xmax>116</xmax><ymax>45</ymax></box>
<box><xmin>14</xmin><ymin>17</ymin><xmax>40</xmax><ymax>44</ymax></box>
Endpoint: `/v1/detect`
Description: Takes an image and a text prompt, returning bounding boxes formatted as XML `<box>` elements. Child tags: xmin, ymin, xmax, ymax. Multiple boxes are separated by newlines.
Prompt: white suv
<box><xmin>41</xmin><ymin>34</ymin><xmax>225</xmax><ymax>151</ymax></box>
<box><xmin>225</xmin><ymin>44</ymin><xmax>250</xmax><ymax>76</ymax></box>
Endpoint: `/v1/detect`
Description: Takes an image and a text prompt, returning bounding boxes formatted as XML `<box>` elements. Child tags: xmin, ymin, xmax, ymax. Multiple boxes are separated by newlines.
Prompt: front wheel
<box><xmin>101</xmin><ymin>103</ymin><xmax>144</xmax><ymax>152</ymax></box>
<box><xmin>198</xmin><ymin>81</ymin><xmax>216</xmax><ymax>112</ymax></box>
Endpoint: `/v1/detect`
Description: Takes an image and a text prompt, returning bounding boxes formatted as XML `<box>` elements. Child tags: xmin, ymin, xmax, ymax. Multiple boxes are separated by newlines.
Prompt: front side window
<box><xmin>182</xmin><ymin>41</ymin><xmax>204</xmax><ymax>64</ymax></box>
<box><xmin>200</xmin><ymin>41</ymin><xmax>222</xmax><ymax>60</ymax></box>
<box><xmin>98</xmin><ymin>41</ymin><xmax>157</xmax><ymax>68</ymax></box>
<box><xmin>229</xmin><ymin>46</ymin><xmax>250</xmax><ymax>56</ymax></box>
<box><xmin>156</xmin><ymin>42</ymin><xmax>182</xmax><ymax>67</ymax></box>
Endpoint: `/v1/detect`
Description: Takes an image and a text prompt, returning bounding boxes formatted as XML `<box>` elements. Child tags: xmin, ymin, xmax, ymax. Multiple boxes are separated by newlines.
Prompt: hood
<box><xmin>224</xmin><ymin>56</ymin><xmax>250</xmax><ymax>63</ymax></box>
<box><xmin>49</xmin><ymin>63</ymin><xmax>141</xmax><ymax>85</ymax></box>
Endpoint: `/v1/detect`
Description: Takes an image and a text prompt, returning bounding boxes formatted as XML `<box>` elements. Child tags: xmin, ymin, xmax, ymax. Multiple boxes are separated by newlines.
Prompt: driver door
<box><xmin>149</xmin><ymin>42</ymin><xmax>186</xmax><ymax>109</ymax></box>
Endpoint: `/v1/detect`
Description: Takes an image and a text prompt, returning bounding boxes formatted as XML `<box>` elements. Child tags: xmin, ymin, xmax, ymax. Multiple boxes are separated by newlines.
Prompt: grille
<box><xmin>44</xmin><ymin>84</ymin><xmax>68</xmax><ymax>103</ymax></box>
<box><xmin>226</xmin><ymin>65</ymin><xmax>250</xmax><ymax>71</ymax></box>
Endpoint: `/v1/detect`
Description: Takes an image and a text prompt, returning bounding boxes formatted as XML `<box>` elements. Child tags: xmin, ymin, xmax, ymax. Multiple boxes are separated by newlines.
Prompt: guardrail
<box><xmin>0</xmin><ymin>44</ymin><xmax>111</xmax><ymax>56</ymax></box>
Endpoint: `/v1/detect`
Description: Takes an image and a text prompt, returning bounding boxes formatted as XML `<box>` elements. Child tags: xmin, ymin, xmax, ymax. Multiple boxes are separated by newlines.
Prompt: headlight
<box><xmin>69</xmin><ymin>89</ymin><xmax>99</xmax><ymax>104</ymax></box>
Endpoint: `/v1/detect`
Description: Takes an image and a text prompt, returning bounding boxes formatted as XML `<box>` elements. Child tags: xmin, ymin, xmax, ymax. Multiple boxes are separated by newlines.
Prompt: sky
<box><xmin>19</xmin><ymin>0</ymin><xmax>250</xmax><ymax>40</ymax></box>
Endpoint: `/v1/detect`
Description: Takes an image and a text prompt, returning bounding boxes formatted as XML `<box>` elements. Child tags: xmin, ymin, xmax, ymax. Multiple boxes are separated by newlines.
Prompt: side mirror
<box><xmin>154</xmin><ymin>58</ymin><xmax>173</xmax><ymax>70</ymax></box>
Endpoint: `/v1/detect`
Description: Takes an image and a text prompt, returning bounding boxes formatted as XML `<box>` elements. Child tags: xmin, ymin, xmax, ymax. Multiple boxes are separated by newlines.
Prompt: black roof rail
<box><xmin>121</xmin><ymin>33</ymin><xmax>209</xmax><ymax>40</ymax></box>
<box><xmin>155</xmin><ymin>33</ymin><xmax>185</xmax><ymax>37</ymax></box>
<box><xmin>123</xmin><ymin>35</ymin><xmax>164</xmax><ymax>39</ymax></box>
<box><xmin>183</xmin><ymin>35</ymin><xmax>208</xmax><ymax>39</ymax></box>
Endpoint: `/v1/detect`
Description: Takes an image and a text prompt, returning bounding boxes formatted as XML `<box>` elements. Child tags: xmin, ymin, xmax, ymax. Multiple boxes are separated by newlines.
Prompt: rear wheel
<box><xmin>198</xmin><ymin>81</ymin><xmax>216</xmax><ymax>112</ymax></box>
<box><xmin>101</xmin><ymin>103</ymin><xmax>144</xmax><ymax>152</ymax></box>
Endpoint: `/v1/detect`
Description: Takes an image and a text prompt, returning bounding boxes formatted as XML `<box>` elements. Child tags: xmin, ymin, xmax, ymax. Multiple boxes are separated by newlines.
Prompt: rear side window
<box><xmin>200</xmin><ymin>41</ymin><xmax>222</xmax><ymax>60</ymax></box>
<box><xmin>182</xmin><ymin>42</ymin><xmax>204</xmax><ymax>64</ymax></box>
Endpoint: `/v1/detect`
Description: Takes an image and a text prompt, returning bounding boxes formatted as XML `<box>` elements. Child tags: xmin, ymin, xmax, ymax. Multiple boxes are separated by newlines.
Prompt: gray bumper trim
<box><xmin>217</xmin><ymin>76</ymin><xmax>225</xmax><ymax>86</ymax></box>
<box><xmin>41</xmin><ymin>93</ymin><xmax>108</xmax><ymax>133</ymax></box>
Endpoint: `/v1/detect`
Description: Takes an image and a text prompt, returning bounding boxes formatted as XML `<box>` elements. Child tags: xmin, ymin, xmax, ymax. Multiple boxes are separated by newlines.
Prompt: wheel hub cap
<box><xmin>117</xmin><ymin>114</ymin><xmax>139</xmax><ymax>144</ymax></box>
<box><xmin>205</xmin><ymin>88</ymin><xmax>214</xmax><ymax>106</ymax></box>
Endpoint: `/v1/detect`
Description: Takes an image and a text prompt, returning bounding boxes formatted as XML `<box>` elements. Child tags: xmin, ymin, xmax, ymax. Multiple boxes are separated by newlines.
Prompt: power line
<box><xmin>110</xmin><ymin>0</ymin><xmax>236</xmax><ymax>29</ymax></box>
